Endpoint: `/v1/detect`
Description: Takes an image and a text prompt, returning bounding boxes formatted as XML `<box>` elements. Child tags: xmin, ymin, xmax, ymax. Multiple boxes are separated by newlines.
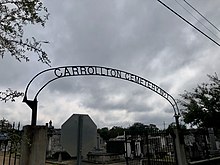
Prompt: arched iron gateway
<box><xmin>23</xmin><ymin>65</ymin><xmax>181</xmax><ymax>126</ymax></box>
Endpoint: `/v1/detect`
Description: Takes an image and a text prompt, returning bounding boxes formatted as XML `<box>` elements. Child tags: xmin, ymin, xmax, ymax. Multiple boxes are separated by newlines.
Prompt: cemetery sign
<box><xmin>23</xmin><ymin>65</ymin><xmax>180</xmax><ymax>126</ymax></box>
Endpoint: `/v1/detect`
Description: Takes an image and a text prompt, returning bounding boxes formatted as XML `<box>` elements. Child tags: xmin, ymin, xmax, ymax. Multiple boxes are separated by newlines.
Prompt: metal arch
<box><xmin>23</xmin><ymin>67</ymin><xmax>56</xmax><ymax>101</ymax></box>
<box><xmin>23</xmin><ymin>65</ymin><xmax>181</xmax><ymax>125</ymax></box>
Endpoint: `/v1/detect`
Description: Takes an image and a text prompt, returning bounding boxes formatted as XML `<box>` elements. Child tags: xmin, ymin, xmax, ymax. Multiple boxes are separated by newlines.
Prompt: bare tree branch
<box><xmin>0</xmin><ymin>88</ymin><xmax>24</xmax><ymax>102</ymax></box>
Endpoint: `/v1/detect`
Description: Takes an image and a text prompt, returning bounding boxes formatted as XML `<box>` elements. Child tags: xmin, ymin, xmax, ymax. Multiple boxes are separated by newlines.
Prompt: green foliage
<box><xmin>98</xmin><ymin>126</ymin><xmax>125</xmax><ymax>141</ymax></box>
<box><xmin>97</xmin><ymin>127</ymin><xmax>109</xmax><ymax>141</ymax></box>
<box><xmin>0</xmin><ymin>0</ymin><xmax>50</xmax><ymax>102</ymax></box>
<box><xmin>109</xmin><ymin>126</ymin><xmax>124</xmax><ymax>139</ymax></box>
<box><xmin>98</xmin><ymin>122</ymin><xmax>160</xmax><ymax>140</ymax></box>
<box><xmin>127</xmin><ymin>122</ymin><xmax>159</xmax><ymax>134</ymax></box>
<box><xmin>179</xmin><ymin>74</ymin><xmax>220</xmax><ymax>129</ymax></box>
<box><xmin>0</xmin><ymin>0</ymin><xmax>50</xmax><ymax>65</ymax></box>
<box><xmin>128</xmin><ymin>122</ymin><xmax>145</xmax><ymax>132</ymax></box>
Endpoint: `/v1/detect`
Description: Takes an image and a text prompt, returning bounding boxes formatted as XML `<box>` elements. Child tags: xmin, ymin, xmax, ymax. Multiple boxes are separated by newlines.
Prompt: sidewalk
<box><xmin>46</xmin><ymin>160</ymin><xmax>126</xmax><ymax>165</ymax></box>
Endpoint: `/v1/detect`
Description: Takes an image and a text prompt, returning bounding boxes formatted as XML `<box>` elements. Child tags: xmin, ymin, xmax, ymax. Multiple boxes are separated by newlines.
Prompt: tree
<box><xmin>98</xmin><ymin>126</ymin><xmax>125</xmax><ymax>141</ymax></box>
<box><xmin>0</xmin><ymin>0</ymin><xmax>50</xmax><ymax>102</ymax></box>
<box><xmin>98</xmin><ymin>123</ymin><xmax>161</xmax><ymax>140</ymax></box>
<box><xmin>127</xmin><ymin>122</ymin><xmax>159</xmax><ymax>133</ymax></box>
<box><xmin>0</xmin><ymin>0</ymin><xmax>50</xmax><ymax>64</ymax></box>
<box><xmin>97</xmin><ymin>127</ymin><xmax>110</xmax><ymax>141</ymax></box>
<box><xmin>179</xmin><ymin>74</ymin><xmax>220</xmax><ymax>129</ymax></box>
<box><xmin>109</xmin><ymin>126</ymin><xmax>124</xmax><ymax>139</ymax></box>
<box><xmin>0</xmin><ymin>118</ymin><xmax>12</xmax><ymax>131</ymax></box>
<box><xmin>0</xmin><ymin>118</ymin><xmax>22</xmax><ymax>154</ymax></box>
<box><xmin>127</xmin><ymin>122</ymin><xmax>146</xmax><ymax>133</ymax></box>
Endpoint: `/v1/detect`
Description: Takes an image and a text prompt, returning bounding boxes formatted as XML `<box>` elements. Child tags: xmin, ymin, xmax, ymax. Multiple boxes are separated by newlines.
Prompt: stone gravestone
<box><xmin>61</xmin><ymin>114</ymin><xmax>97</xmax><ymax>161</ymax></box>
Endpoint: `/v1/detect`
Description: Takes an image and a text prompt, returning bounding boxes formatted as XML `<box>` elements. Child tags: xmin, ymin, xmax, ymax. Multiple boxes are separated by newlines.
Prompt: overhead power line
<box><xmin>157</xmin><ymin>0</ymin><xmax>220</xmax><ymax>47</ymax></box>
<box><xmin>183</xmin><ymin>0</ymin><xmax>220</xmax><ymax>33</ymax></box>
<box><xmin>174</xmin><ymin>0</ymin><xmax>220</xmax><ymax>41</ymax></box>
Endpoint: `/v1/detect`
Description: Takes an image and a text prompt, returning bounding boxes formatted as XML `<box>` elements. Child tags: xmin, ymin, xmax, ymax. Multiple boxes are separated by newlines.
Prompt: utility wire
<box><xmin>183</xmin><ymin>0</ymin><xmax>220</xmax><ymax>33</ymax></box>
<box><xmin>157</xmin><ymin>0</ymin><xmax>220</xmax><ymax>47</ymax></box>
<box><xmin>175</xmin><ymin>0</ymin><xmax>220</xmax><ymax>41</ymax></box>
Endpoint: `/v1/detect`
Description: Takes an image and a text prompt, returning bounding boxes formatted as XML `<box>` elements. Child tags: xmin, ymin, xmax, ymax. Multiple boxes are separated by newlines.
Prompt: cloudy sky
<box><xmin>1</xmin><ymin>0</ymin><xmax>220</xmax><ymax>129</ymax></box>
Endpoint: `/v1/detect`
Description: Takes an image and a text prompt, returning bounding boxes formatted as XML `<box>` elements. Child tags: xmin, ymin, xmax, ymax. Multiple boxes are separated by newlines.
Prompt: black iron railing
<box><xmin>124</xmin><ymin>130</ymin><xmax>177</xmax><ymax>165</ymax></box>
<box><xmin>0</xmin><ymin>122</ymin><xmax>22</xmax><ymax>165</ymax></box>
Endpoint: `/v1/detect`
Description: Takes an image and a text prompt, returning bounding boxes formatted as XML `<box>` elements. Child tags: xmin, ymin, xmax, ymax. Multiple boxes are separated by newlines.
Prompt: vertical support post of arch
<box><xmin>175</xmin><ymin>114</ymin><xmax>180</xmax><ymax>129</ymax></box>
<box><xmin>23</xmin><ymin>96</ymin><xmax>38</xmax><ymax>126</ymax></box>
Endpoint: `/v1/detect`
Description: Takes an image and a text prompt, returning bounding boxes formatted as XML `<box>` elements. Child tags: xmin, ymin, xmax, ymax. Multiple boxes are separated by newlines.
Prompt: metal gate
<box><xmin>125</xmin><ymin>130</ymin><xmax>177</xmax><ymax>165</ymax></box>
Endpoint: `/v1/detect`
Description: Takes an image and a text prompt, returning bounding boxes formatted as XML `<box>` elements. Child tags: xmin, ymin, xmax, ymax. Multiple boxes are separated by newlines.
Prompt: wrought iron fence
<box><xmin>183</xmin><ymin>129</ymin><xmax>209</xmax><ymax>162</ymax></box>
<box><xmin>0</xmin><ymin>121</ymin><xmax>22</xmax><ymax>165</ymax></box>
<box><xmin>183</xmin><ymin>128</ymin><xmax>220</xmax><ymax>163</ymax></box>
<box><xmin>124</xmin><ymin>130</ymin><xmax>177</xmax><ymax>165</ymax></box>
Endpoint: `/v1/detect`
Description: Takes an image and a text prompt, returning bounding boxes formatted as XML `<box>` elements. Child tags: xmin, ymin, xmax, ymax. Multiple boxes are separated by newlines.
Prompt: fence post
<box><xmin>174</xmin><ymin>128</ymin><xmax>187</xmax><ymax>165</ymax></box>
<box><xmin>208</xmin><ymin>128</ymin><xmax>217</xmax><ymax>149</ymax></box>
<box><xmin>20</xmin><ymin>125</ymin><xmax>48</xmax><ymax>165</ymax></box>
